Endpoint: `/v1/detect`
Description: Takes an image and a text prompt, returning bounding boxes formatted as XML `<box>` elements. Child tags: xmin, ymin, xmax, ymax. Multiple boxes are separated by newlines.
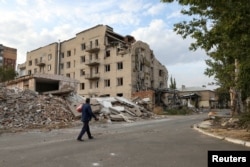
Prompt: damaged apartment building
<box><xmin>15</xmin><ymin>24</ymin><xmax>168</xmax><ymax>98</ymax></box>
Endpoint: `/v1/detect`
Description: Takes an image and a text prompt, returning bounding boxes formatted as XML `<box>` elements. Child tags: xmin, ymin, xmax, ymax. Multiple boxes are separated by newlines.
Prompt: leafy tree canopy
<box><xmin>0</xmin><ymin>66</ymin><xmax>18</xmax><ymax>82</ymax></box>
<box><xmin>161</xmin><ymin>0</ymin><xmax>250</xmax><ymax>98</ymax></box>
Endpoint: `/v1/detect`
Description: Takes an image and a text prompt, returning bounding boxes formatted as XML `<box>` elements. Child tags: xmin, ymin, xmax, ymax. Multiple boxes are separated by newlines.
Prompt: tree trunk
<box><xmin>230</xmin><ymin>59</ymin><xmax>244</xmax><ymax>116</ymax></box>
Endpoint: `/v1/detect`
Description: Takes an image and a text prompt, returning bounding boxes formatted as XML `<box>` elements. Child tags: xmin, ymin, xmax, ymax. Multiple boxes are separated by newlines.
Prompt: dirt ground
<box><xmin>204</xmin><ymin>128</ymin><xmax>250</xmax><ymax>141</ymax></box>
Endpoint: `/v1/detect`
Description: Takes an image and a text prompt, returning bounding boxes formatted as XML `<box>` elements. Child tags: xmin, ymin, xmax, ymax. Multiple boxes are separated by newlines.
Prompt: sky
<box><xmin>0</xmin><ymin>0</ymin><xmax>217</xmax><ymax>89</ymax></box>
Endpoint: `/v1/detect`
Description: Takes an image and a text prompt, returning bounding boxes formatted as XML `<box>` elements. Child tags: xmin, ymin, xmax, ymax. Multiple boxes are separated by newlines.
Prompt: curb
<box><xmin>193</xmin><ymin>124</ymin><xmax>250</xmax><ymax>147</ymax></box>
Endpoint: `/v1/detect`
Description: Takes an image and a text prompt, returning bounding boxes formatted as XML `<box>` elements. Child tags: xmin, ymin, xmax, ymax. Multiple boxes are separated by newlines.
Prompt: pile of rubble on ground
<box><xmin>66</xmin><ymin>94</ymin><xmax>154</xmax><ymax>123</ymax></box>
<box><xmin>0</xmin><ymin>85</ymin><xmax>155</xmax><ymax>131</ymax></box>
<box><xmin>0</xmin><ymin>86</ymin><xmax>76</xmax><ymax>131</ymax></box>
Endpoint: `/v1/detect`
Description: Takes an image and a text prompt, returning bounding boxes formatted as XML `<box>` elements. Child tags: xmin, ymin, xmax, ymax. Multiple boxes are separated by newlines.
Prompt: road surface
<box><xmin>0</xmin><ymin>113</ymin><xmax>248</xmax><ymax>167</ymax></box>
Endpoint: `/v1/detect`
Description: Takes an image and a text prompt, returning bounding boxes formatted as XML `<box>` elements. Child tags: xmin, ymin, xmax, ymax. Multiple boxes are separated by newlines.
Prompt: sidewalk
<box><xmin>193</xmin><ymin>121</ymin><xmax>250</xmax><ymax>147</ymax></box>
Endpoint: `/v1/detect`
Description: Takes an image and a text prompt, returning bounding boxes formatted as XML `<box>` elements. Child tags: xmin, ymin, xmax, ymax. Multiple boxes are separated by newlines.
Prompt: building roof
<box><xmin>177</xmin><ymin>86</ymin><xmax>214</xmax><ymax>92</ymax></box>
<box><xmin>180</xmin><ymin>93</ymin><xmax>200</xmax><ymax>99</ymax></box>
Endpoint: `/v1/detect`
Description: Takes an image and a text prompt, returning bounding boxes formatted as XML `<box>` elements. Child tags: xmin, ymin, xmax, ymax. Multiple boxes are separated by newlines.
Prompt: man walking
<box><xmin>77</xmin><ymin>98</ymin><xmax>98</xmax><ymax>141</ymax></box>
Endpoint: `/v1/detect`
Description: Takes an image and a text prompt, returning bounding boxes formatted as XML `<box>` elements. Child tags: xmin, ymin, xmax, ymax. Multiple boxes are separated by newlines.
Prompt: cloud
<box><xmin>146</xmin><ymin>3</ymin><xmax>166</xmax><ymax>16</ymax></box>
<box><xmin>167</xmin><ymin>61</ymin><xmax>217</xmax><ymax>89</ymax></box>
<box><xmin>131</xmin><ymin>19</ymin><xmax>208</xmax><ymax>66</ymax></box>
<box><xmin>16</xmin><ymin>0</ymin><xmax>28</xmax><ymax>6</ymax></box>
<box><xmin>118</xmin><ymin>0</ymin><xmax>145</xmax><ymax>12</ymax></box>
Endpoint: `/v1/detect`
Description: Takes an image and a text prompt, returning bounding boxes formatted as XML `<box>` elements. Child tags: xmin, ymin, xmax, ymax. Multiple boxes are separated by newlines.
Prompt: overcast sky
<box><xmin>0</xmin><ymin>0</ymin><xmax>217</xmax><ymax>89</ymax></box>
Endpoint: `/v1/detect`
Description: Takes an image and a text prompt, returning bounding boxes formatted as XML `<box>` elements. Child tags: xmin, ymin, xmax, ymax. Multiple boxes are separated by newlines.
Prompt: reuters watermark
<box><xmin>208</xmin><ymin>151</ymin><xmax>250</xmax><ymax>167</ymax></box>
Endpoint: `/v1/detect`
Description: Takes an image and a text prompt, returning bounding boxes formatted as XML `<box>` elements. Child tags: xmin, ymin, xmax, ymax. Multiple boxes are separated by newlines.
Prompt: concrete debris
<box><xmin>91</xmin><ymin>96</ymin><xmax>153</xmax><ymax>123</ymax></box>
<box><xmin>0</xmin><ymin>85</ymin><xmax>155</xmax><ymax>132</ymax></box>
<box><xmin>0</xmin><ymin>86</ymin><xmax>75</xmax><ymax>131</ymax></box>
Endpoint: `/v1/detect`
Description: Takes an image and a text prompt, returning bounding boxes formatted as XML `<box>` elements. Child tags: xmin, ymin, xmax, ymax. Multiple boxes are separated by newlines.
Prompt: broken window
<box><xmin>80</xmin><ymin>69</ymin><xmax>85</xmax><ymax>76</ymax></box>
<box><xmin>117</xmin><ymin>93</ymin><xmax>123</xmax><ymax>97</ymax></box>
<box><xmin>117</xmin><ymin>77</ymin><xmax>123</xmax><ymax>86</ymax></box>
<box><xmin>117</xmin><ymin>62</ymin><xmax>123</xmax><ymax>70</ymax></box>
<box><xmin>106</xmin><ymin>50</ymin><xmax>110</xmax><ymax>57</ymax></box>
<box><xmin>67</xmin><ymin>50</ymin><xmax>71</xmax><ymax>57</ymax></box>
<box><xmin>81</xmin><ymin>43</ymin><xmax>86</xmax><ymax>50</ymax></box>
<box><xmin>140</xmin><ymin>62</ymin><xmax>143</xmax><ymax>71</ymax></box>
<box><xmin>81</xmin><ymin>56</ymin><xmax>85</xmax><ymax>63</ymax></box>
<box><xmin>95</xmin><ymin>39</ymin><xmax>98</xmax><ymax>46</ymax></box>
<box><xmin>80</xmin><ymin>83</ymin><xmax>85</xmax><ymax>90</ymax></box>
<box><xmin>105</xmin><ymin>64</ymin><xmax>110</xmax><ymax>72</ymax></box>
<box><xmin>159</xmin><ymin>70</ymin><xmax>163</xmax><ymax>76</ymax></box>
<box><xmin>104</xmin><ymin>79</ymin><xmax>110</xmax><ymax>87</ymax></box>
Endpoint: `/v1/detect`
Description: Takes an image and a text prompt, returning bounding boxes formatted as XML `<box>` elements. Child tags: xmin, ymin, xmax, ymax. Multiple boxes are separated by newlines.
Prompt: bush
<box><xmin>163</xmin><ymin>108</ymin><xmax>194</xmax><ymax>115</ymax></box>
<box><xmin>238</xmin><ymin>112</ymin><xmax>250</xmax><ymax>129</ymax></box>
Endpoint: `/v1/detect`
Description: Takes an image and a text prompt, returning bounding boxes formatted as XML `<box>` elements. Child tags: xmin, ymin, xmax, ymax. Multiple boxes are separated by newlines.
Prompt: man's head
<box><xmin>86</xmin><ymin>98</ymin><xmax>90</xmax><ymax>104</ymax></box>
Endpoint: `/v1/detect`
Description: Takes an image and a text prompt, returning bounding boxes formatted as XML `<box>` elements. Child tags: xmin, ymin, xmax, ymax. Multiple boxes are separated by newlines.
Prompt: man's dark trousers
<box><xmin>77</xmin><ymin>121</ymin><xmax>92</xmax><ymax>139</ymax></box>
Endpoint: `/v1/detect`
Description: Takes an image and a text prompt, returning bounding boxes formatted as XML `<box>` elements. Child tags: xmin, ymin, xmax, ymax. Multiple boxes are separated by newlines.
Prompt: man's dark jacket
<box><xmin>81</xmin><ymin>103</ymin><xmax>96</xmax><ymax>122</ymax></box>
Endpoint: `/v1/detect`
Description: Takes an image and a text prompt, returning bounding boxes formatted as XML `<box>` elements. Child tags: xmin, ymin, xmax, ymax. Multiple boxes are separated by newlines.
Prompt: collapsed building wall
<box><xmin>5</xmin><ymin>73</ymin><xmax>79</xmax><ymax>94</ymax></box>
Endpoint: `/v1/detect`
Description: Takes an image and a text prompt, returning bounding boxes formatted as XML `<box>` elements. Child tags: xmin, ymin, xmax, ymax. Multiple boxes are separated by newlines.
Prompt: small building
<box><xmin>178</xmin><ymin>85</ymin><xmax>217</xmax><ymax>109</ymax></box>
<box><xmin>0</xmin><ymin>44</ymin><xmax>17</xmax><ymax>69</ymax></box>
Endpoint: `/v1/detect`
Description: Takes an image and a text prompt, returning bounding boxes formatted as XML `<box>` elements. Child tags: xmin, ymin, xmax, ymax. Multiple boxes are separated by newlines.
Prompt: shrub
<box><xmin>163</xmin><ymin>108</ymin><xmax>194</xmax><ymax>115</ymax></box>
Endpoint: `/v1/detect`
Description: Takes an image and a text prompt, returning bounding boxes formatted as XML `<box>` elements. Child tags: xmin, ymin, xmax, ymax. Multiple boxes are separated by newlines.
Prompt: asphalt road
<box><xmin>0</xmin><ymin>113</ymin><xmax>248</xmax><ymax>167</ymax></box>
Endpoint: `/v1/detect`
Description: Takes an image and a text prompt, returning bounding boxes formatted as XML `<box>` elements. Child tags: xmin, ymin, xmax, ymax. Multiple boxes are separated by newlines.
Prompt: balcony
<box><xmin>85</xmin><ymin>45</ymin><xmax>100</xmax><ymax>53</ymax></box>
<box><xmin>36</xmin><ymin>60</ymin><xmax>46</xmax><ymax>66</ymax></box>
<box><xmin>118</xmin><ymin>48</ymin><xmax>127</xmax><ymax>55</ymax></box>
<box><xmin>85</xmin><ymin>73</ymin><xmax>100</xmax><ymax>80</ymax></box>
<box><xmin>85</xmin><ymin>59</ymin><xmax>100</xmax><ymax>66</ymax></box>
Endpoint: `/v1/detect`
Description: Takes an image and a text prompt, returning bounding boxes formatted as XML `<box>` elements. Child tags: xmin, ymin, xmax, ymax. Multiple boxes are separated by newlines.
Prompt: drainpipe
<box><xmin>57</xmin><ymin>40</ymin><xmax>61</xmax><ymax>75</ymax></box>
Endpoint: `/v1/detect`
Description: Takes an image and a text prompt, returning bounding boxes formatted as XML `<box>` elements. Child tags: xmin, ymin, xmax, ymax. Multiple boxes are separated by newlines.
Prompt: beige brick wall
<box><xmin>26</xmin><ymin>43</ymin><xmax>58</xmax><ymax>75</ymax></box>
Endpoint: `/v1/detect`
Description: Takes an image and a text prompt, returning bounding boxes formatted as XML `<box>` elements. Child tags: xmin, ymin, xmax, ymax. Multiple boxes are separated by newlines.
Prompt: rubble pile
<box><xmin>1</xmin><ymin>85</ymin><xmax>156</xmax><ymax>132</ymax></box>
<box><xmin>93</xmin><ymin>96</ymin><xmax>154</xmax><ymax>122</ymax></box>
<box><xmin>0</xmin><ymin>86</ymin><xmax>75</xmax><ymax>131</ymax></box>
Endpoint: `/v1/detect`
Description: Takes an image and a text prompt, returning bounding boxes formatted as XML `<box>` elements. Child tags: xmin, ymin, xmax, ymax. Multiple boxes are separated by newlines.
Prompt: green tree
<box><xmin>215</xmin><ymin>87</ymin><xmax>230</xmax><ymax>108</ymax></box>
<box><xmin>169</xmin><ymin>75</ymin><xmax>177</xmax><ymax>89</ymax></box>
<box><xmin>161</xmin><ymin>0</ymin><xmax>250</xmax><ymax>113</ymax></box>
<box><xmin>0</xmin><ymin>66</ymin><xmax>18</xmax><ymax>82</ymax></box>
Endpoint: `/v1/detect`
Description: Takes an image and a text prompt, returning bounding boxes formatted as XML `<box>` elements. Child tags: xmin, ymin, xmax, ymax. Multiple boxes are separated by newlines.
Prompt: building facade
<box><xmin>0</xmin><ymin>44</ymin><xmax>17</xmax><ymax>69</ymax></box>
<box><xmin>18</xmin><ymin>25</ymin><xmax>168</xmax><ymax>98</ymax></box>
<box><xmin>178</xmin><ymin>85</ymin><xmax>218</xmax><ymax>109</ymax></box>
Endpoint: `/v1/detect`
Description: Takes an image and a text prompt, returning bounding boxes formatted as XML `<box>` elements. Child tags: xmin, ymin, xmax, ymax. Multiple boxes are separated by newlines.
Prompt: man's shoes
<box><xmin>77</xmin><ymin>138</ymin><xmax>84</xmax><ymax>142</ymax></box>
<box><xmin>89</xmin><ymin>136</ymin><xmax>94</xmax><ymax>139</ymax></box>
